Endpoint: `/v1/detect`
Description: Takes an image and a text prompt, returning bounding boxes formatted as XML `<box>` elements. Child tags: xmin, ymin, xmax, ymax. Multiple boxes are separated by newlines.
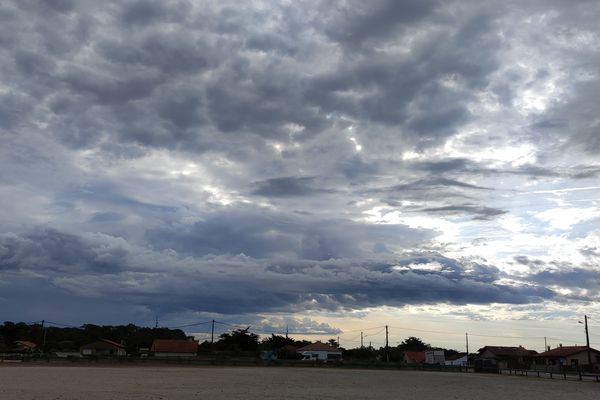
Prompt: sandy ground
<box><xmin>0</xmin><ymin>365</ymin><xmax>598</xmax><ymax>400</ymax></box>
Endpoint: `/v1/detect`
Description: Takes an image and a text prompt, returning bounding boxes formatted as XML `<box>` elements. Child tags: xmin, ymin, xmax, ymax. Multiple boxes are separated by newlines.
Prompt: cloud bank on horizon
<box><xmin>1</xmin><ymin>0</ymin><xmax>599</xmax><ymax>331</ymax></box>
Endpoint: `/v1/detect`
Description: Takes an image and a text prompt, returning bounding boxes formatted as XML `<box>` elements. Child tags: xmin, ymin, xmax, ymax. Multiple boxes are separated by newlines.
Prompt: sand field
<box><xmin>0</xmin><ymin>365</ymin><xmax>598</xmax><ymax>399</ymax></box>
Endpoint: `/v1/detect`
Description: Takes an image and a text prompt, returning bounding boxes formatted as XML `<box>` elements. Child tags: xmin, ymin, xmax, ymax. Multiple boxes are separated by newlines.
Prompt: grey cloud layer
<box><xmin>0</xmin><ymin>228</ymin><xmax>557</xmax><ymax>320</ymax></box>
<box><xmin>1</xmin><ymin>0</ymin><xmax>600</xmax><ymax>324</ymax></box>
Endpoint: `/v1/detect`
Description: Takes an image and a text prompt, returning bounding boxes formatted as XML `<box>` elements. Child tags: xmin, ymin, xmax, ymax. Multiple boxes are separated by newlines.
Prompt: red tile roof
<box><xmin>15</xmin><ymin>340</ymin><xmax>37</xmax><ymax>349</ymax></box>
<box><xmin>297</xmin><ymin>341</ymin><xmax>341</xmax><ymax>352</ymax></box>
<box><xmin>404</xmin><ymin>351</ymin><xmax>426</xmax><ymax>363</ymax></box>
<box><xmin>151</xmin><ymin>339</ymin><xmax>198</xmax><ymax>353</ymax></box>
<box><xmin>537</xmin><ymin>345</ymin><xmax>600</xmax><ymax>358</ymax></box>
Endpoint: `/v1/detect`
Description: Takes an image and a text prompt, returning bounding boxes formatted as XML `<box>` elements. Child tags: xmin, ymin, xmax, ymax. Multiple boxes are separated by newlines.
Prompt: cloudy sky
<box><xmin>1</xmin><ymin>0</ymin><xmax>600</xmax><ymax>350</ymax></box>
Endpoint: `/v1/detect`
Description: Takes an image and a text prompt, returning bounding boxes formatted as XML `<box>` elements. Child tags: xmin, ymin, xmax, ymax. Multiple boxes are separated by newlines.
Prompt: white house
<box><xmin>445</xmin><ymin>353</ymin><xmax>468</xmax><ymax>366</ymax></box>
<box><xmin>425</xmin><ymin>350</ymin><xmax>445</xmax><ymax>364</ymax></box>
<box><xmin>297</xmin><ymin>342</ymin><xmax>342</xmax><ymax>361</ymax></box>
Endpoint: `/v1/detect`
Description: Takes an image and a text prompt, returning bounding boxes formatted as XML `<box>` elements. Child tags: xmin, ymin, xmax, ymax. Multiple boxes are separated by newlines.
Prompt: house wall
<box><xmin>445</xmin><ymin>355</ymin><xmax>468</xmax><ymax>366</ymax></box>
<box><xmin>538</xmin><ymin>351</ymin><xmax>600</xmax><ymax>370</ymax></box>
<box><xmin>300</xmin><ymin>350</ymin><xmax>342</xmax><ymax>361</ymax></box>
<box><xmin>425</xmin><ymin>350</ymin><xmax>445</xmax><ymax>364</ymax></box>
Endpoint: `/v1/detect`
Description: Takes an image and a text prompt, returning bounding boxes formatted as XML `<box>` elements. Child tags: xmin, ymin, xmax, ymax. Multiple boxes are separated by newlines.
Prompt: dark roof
<box><xmin>151</xmin><ymin>339</ymin><xmax>198</xmax><ymax>353</ymax></box>
<box><xmin>297</xmin><ymin>341</ymin><xmax>341</xmax><ymax>352</ymax></box>
<box><xmin>537</xmin><ymin>346</ymin><xmax>600</xmax><ymax>358</ymax></box>
<box><xmin>80</xmin><ymin>339</ymin><xmax>125</xmax><ymax>350</ymax></box>
<box><xmin>403</xmin><ymin>351</ymin><xmax>426</xmax><ymax>363</ymax></box>
<box><xmin>479</xmin><ymin>346</ymin><xmax>537</xmax><ymax>357</ymax></box>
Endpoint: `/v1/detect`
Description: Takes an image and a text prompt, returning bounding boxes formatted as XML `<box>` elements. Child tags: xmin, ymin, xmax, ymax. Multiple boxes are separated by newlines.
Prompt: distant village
<box><xmin>1</xmin><ymin>321</ymin><xmax>599</xmax><ymax>373</ymax></box>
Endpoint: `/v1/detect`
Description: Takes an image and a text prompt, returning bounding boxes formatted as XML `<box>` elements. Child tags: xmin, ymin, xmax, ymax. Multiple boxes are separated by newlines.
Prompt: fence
<box><xmin>499</xmin><ymin>368</ymin><xmax>600</xmax><ymax>382</ymax></box>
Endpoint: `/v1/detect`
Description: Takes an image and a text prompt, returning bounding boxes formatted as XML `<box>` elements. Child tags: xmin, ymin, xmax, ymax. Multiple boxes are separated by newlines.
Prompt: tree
<box><xmin>397</xmin><ymin>336</ymin><xmax>430</xmax><ymax>351</ymax></box>
<box><xmin>216</xmin><ymin>328</ymin><xmax>259</xmax><ymax>352</ymax></box>
<box><xmin>262</xmin><ymin>334</ymin><xmax>296</xmax><ymax>350</ymax></box>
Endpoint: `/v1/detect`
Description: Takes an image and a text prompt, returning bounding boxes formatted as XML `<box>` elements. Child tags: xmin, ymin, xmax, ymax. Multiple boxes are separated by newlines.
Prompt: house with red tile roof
<box><xmin>151</xmin><ymin>339</ymin><xmax>198</xmax><ymax>357</ymax></box>
<box><xmin>297</xmin><ymin>341</ymin><xmax>342</xmax><ymax>361</ymax></box>
<box><xmin>534</xmin><ymin>345</ymin><xmax>600</xmax><ymax>371</ymax></box>
<box><xmin>403</xmin><ymin>351</ymin><xmax>426</xmax><ymax>364</ymax></box>
<box><xmin>80</xmin><ymin>338</ymin><xmax>126</xmax><ymax>357</ymax></box>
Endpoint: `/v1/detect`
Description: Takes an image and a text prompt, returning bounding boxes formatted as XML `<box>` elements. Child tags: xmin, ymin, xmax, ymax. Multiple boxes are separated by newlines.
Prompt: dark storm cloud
<box><xmin>63</xmin><ymin>182</ymin><xmax>178</xmax><ymax>214</ymax></box>
<box><xmin>0</xmin><ymin>229</ymin><xmax>127</xmax><ymax>273</ymax></box>
<box><xmin>145</xmin><ymin>206</ymin><xmax>431</xmax><ymax>260</ymax></box>
<box><xmin>513</xmin><ymin>256</ymin><xmax>546</xmax><ymax>268</ymax></box>
<box><xmin>323</xmin><ymin>0</ymin><xmax>438</xmax><ymax>49</ymax></box>
<box><xmin>421</xmin><ymin>204</ymin><xmax>507</xmax><ymax>220</ymax></box>
<box><xmin>0</xmin><ymin>228</ymin><xmax>558</xmax><ymax>317</ymax></box>
<box><xmin>366</xmin><ymin>177</ymin><xmax>503</xmax><ymax>219</ymax></box>
<box><xmin>527</xmin><ymin>268</ymin><xmax>600</xmax><ymax>293</ymax></box>
<box><xmin>252</xmin><ymin>177</ymin><xmax>335</xmax><ymax>197</ymax></box>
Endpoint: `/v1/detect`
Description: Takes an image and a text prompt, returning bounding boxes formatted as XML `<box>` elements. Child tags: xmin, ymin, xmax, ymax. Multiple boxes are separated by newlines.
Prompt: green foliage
<box><xmin>216</xmin><ymin>328</ymin><xmax>259</xmax><ymax>352</ymax></box>
<box><xmin>0</xmin><ymin>321</ymin><xmax>187</xmax><ymax>353</ymax></box>
<box><xmin>261</xmin><ymin>334</ymin><xmax>310</xmax><ymax>350</ymax></box>
<box><xmin>397</xmin><ymin>336</ymin><xmax>430</xmax><ymax>352</ymax></box>
<box><xmin>343</xmin><ymin>346</ymin><xmax>378</xmax><ymax>361</ymax></box>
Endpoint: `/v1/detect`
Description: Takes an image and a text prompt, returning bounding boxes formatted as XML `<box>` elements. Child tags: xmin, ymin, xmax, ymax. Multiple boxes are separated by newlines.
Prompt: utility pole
<box><xmin>286</xmin><ymin>325</ymin><xmax>289</xmax><ymax>339</ymax></box>
<box><xmin>337</xmin><ymin>336</ymin><xmax>340</xmax><ymax>348</ymax></box>
<box><xmin>211</xmin><ymin>320</ymin><xmax>215</xmax><ymax>344</ymax></box>
<box><xmin>584</xmin><ymin>315</ymin><xmax>592</xmax><ymax>370</ymax></box>
<box><xmin>40</xmin><ymin>320</ymin><xmax>46</xmax><ymax>352</ymax></box>
<box><xmin>385</xmin><ymin>325</ymin><xmax>389</xmax><ymax>362</ymax></box>
<box><xmin>544</xmin><ymin>336</ymin><xmax>547</xmax><ymax>351</ymax></box>
<box><xmin>361</xmin><ymin>331</ymin><xmax>364</xmax><ymax>348</ymax></box>
<box><xmin>155</xmin><ymin>316</ymin><xmax>159</xmax><ymax>329</ymax></box>
<box><xmin>465</xmin><ymin>332</ymin><xmax>469</xmax><ymax>366</ymax></box>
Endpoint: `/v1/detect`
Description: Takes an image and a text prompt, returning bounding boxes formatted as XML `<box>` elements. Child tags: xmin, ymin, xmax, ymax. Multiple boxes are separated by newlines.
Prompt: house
<box><xmin>151</xmin><ymin>339</ymin><xmax>198</xmax><ymax>357</ymax></box>
<box><xmin>477</xmin><ymin>346</ymin><xmax>537</xmax><ymax>369</ymax></box>
<box><xmin>403</xmin><ymin>351</ymin><xmax>426</xmax><ymax>364</ymax></box>
<box><xmin>445</xmin><ymin>353</ymin><xmax>468</xmax><ymax>367</ymax></box>
<box><xmin>425</xmin><ymin>349</ymin><xmax>445</xmax><ymax>364</ymax></box>
<box><xmin>80</xmin><ymin>339</ymin><xmax>126</xmax><ymax>357</ymax></box>
<box><xmin>534</xmin><ymin>345</ymin><xmax>600</xmax><ymax>371</ymax></box>
<box><xmin>297</xmin><ymin>341</ymin><xmax>342</xmax><ymax>361</ymax></box>
<box><xmin>15</xmin><ymin>341</ymin><xmax>37</xmax><ymax>353</ymax></box>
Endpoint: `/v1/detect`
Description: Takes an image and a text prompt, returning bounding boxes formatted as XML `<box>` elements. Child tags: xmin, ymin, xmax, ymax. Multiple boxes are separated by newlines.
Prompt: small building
<box><xmin>80</xmin><ymin>339</ymin><xmax>126</xmax><ymax>357</ymax></box>
<box><xmin>477</xmin><ymin>346</ymin><xmax>537</xmax><ymax>369</ymax></box>
<box><xmin>534</xmin><ymin>345</ymin><xmax>600</xmax><ymax>371</ymax></box>
<box><xmin>15</xmin><ymin>341</ymin><xmax>37</xmax><ymax>353</ymax></box>
<box><xmin>445</xmin><ymin>353</ymin><xmax>468</xmax><ymax>366</ymax></box>
<box><xmin>403</xmin><ymin>351</ymin><xmax>426</xmax><ymax>364</ymax></box>
<box><xmin>425</xmin><ymin>349</ymin><xmax>445</xmax><ymax>364</ymax></box>
<box><xmin>297</xmin><ymin>341</ymin><xmax>342</xmax><ymax>361</ymax></box>
<box><xmin>54</xmin><ymin>351</ymin><xmax>82</xmax><ymax>358</ymax></box>
<box><xmin>151</xmin><ymin>339</ymin><xmax>198</xmax><ymax>358</ymax></box>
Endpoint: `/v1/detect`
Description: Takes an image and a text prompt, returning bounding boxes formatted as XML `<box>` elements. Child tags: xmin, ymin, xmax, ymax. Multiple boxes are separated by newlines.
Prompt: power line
<box><xmin>168</xmin><ymin>320</ymin><xmax>212</xmax><ymax>329</ymax></box>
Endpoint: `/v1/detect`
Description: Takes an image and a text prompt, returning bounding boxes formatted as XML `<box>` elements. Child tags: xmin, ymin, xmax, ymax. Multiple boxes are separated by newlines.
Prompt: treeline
<box><xmin>0</xmin><ymin>321</ymin><xmax>187</xmax><ymax>354</ymax></box>
<box><xmin>1</xmin><ymin>322</ymin><xmax>460</xmax><ymax>361</ymax></box>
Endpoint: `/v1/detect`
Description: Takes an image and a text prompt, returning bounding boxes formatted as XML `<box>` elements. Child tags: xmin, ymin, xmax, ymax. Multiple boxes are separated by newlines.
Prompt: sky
<box><xmin>1</xmin><ymin>0</ymin><xmax>600</xmax><ymax>352</ymax></box>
